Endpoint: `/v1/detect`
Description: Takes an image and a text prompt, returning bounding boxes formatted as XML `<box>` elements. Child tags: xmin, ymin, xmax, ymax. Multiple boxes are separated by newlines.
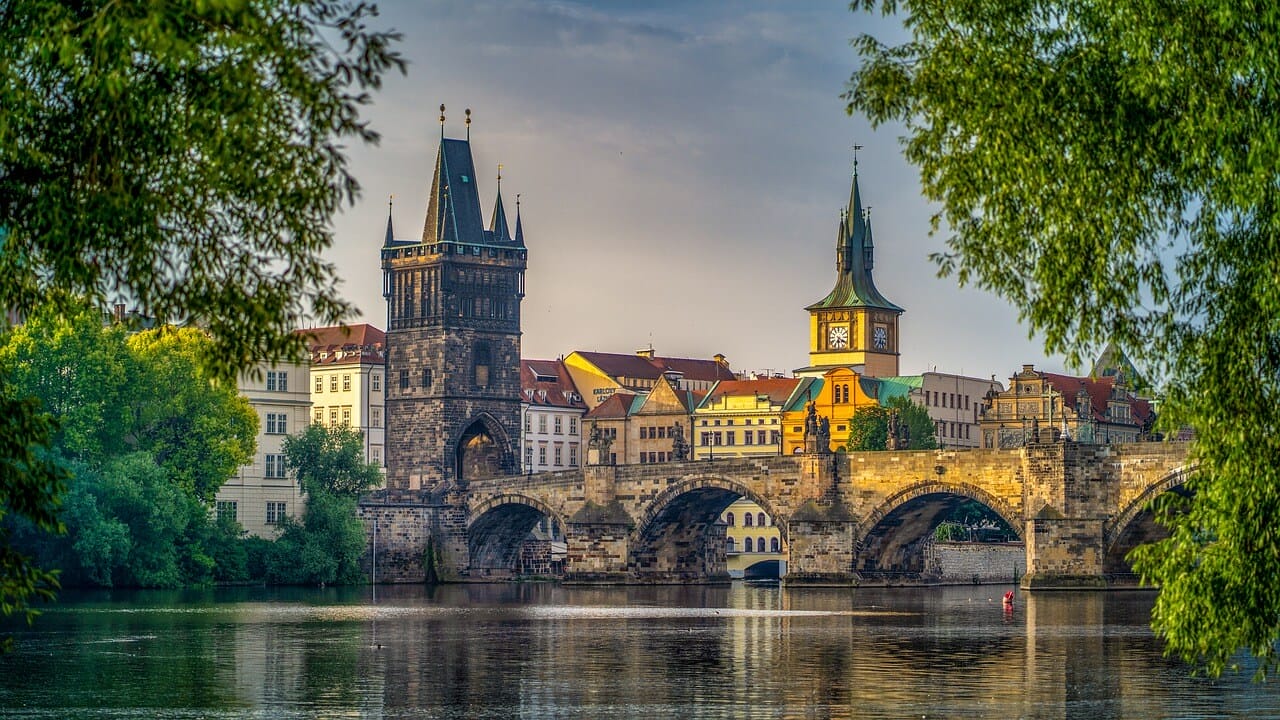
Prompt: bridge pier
<box><xmin>1020</xmin><ymin>444</ymin><xmax>1111</xmax><ymax>589</ymax></box>
<box><xmin>785</xmin><ymin>518</ymin><xmax>860</xmax><ymax>585</ymax></box>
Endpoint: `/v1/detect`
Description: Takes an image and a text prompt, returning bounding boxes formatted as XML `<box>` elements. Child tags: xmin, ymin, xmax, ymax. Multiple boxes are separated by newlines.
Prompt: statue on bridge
<box><xmin>670</xmin><ymin>421</ymin><xmax>690</xmax><ymax>461</ymax></box>
<box><xmin>803</xmin><ymin>401</ymin><xmax>833</xmax><ymax>454</ymax></box>
<box><xmin>587</xmin><ymin>424</ymin><xmax>614</xmax><ymax>465</ymax></box>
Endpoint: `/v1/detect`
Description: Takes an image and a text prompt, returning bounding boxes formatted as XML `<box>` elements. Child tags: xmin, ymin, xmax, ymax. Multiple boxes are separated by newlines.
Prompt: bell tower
<box><xmin>797</xmin><ymin>156</ymin><xmax>903</xmax><ymax>378</ymax></box>
<box><xmin>382</xmin><ymin>107</ymin><xmax>527</xmax><ymax>490</ymax></box>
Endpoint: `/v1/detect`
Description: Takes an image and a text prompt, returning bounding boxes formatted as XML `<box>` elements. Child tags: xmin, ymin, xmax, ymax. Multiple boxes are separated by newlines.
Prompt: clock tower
<box><xmin>797</xmin><ymin>162</ymin><xmax>903</xmax><ymax>378</ymax></box>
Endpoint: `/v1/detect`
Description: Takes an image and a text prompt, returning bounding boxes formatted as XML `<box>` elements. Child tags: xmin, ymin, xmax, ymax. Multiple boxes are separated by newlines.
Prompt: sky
<box><xmin>325</xmin><ymin>0</ymin><xmax>1070</xmax><ymax>380</ymax></box>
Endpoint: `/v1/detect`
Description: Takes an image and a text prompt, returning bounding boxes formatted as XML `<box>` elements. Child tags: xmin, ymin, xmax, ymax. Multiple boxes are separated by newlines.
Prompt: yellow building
<box><xmin>720</xmin><ymin>498</ymin><xmax>784</xmax><ymax>579</ymax></box>
<box><xmin>780</xmin><ymin>368</ymin><xmax>879</xmax><ymax>454</ymax></box>
<box><xmin>582</xmin><ymin>374</ymin><xmax>702</xmax><ymax>466</ymax></box>
<box><xmin>305</xmin><ymin>324</ymin><xmax>387</xmax><ymax>471</ymax></box>
<box><xmin>796</xmin><ymin>165</ymin><xmax>904</xmax><ymax>379</ymax></box>
<box><xmin>692</xmin><ymin>376</ymin><xmax>816</xmax><ymax>459</ymax></box>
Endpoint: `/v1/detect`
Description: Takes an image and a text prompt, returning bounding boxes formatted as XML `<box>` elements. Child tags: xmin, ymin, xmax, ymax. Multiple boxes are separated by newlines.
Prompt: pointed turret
<box><xmin>488</xmin><ymin>166</ymin><xmax>512</xmax><ymax>244</ymax></box>
<box><xmin>514</xmin><ymin>194</ymin><xmax>525</xmax><ymax>247</ymax></box>
<box><xmin>863</xmin><ymin>208</ymin><xmax>874</xmax><ymax>271</ymax></box>
<box><xmin>383</xmin><ymin>197</ymin><xmax>396</xmax><ymax>247</ymax></box>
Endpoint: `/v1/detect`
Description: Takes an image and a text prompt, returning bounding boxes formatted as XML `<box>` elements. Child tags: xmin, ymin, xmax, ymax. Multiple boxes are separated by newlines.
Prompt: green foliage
<box><xmin>0</xmin><ymin>0</ymin><xmax>401</xmax><ymax>644</ymax></box>
<box><xmin>846</xmin><ymin>397</ymin><xmax>938</xmax><ymax>451</ymax></box>
<box><xmin>849</xmin><ymin>0</ymin><xmax>1280</xmax><ymax>676</ymax></box>
<box><xmin>283</xmin><ymin>424</ymin><xmax>382</xmax><ymax>498</ymax></box>
<box><xmin>262</xmin><ymin>493</ymin><xmax>367</xmax><ymax>586</ymax></box>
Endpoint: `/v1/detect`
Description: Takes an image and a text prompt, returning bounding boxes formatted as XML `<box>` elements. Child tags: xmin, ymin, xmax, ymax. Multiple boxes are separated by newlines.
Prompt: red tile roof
<box><xmin>302</xmin><ymin>324</ymin><xmax>386</xmax><ymax>366</ymax></box>
<box><xmin>1042</xmin><ymin>372</ymin><xmax>1151</xmax><ymax>425</ymax></box>
<box><xmin>520</xmin><ymin>359</ymin><xmax>587</xmax><ymax>409</ymax></box>
<box><xmin>703</xmin><ymin>377</ymin><xmax>803</xmax><ymax>405</ymax></box>
<box><xmin>585</xmin><ymin>392</ymin><xmax>636</xmax><ymax>419</ymax></box>
<box><xmin>575</xmin><ymin>351</ymin><xmax>735</xmax><ymax>384</ymax></box>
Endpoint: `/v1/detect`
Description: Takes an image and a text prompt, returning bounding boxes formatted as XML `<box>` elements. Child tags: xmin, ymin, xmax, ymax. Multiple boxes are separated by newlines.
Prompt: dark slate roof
<box><xmin>807</xmin><ymin>171</ymin><xmax>904</xmax><ymax>313</ymax></box>
<box><xmin>514</xmin><ymin>205</ymin><xmax>525</xmax><ymax>246</ymax></box>
<box><xmin>383</xmin><ymin>208</ymin><xmax>395</xmax><ymax>247</ymax></box>
<box><xmin>574</xmin><ymin>351</ymin><xmax>736</xmax><ymax>384</ymax></box>
<box><xmin>489</xmin><ymin>189</ymin><xmax>512</xmax><ymax>244</ymax></box>
<box><xmin>521</xmin><ymin>359</ymin><xmax>587</xmax><ymax>409</ymax></box>
<box><xmin>422</xmin><ymin>138</ymin><xmax>497</xmax><ymax>246</ymax></box>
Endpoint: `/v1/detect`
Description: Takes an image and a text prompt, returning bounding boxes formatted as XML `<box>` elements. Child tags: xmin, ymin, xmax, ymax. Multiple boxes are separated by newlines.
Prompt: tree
<box><xmin>848</xmin><ymin>0</ymin><xmax>1280</xmax><ymax>676</ymax></box>
<box><xmin>847</xmin><ymin>397</ymin><xmax>937</xmax><ymax>451</ymax></box>
<box><xmin>266</xmin><ymin>424</ymin><xmax>381</xmax><ymax>585</ymax></box>
<box><xmin>0</xmin><ymin>1</ymin><xmax>402</xmax><ymax>635</ymax></box>
<box><xmin>283</xmin><ymin>424</ymin><xmax>383</xmax><ymax>498</ymax></box>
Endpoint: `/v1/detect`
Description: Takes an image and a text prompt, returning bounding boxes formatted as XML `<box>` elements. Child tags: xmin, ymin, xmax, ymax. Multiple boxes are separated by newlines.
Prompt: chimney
<box><xmin>636</xmin><ymin>346</ymin><xmax>655</xmax><ymax>359</ymax></box>
<box><xmin>713</xmin><ymin>353</ymin><xmax>727</xmax><ymax>366</ymax></box>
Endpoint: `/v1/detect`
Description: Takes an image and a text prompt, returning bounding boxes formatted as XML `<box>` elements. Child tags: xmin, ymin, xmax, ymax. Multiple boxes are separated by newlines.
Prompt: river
<box><xmin>1</xmin><ymin>583</ymin><xmax>1276</xmax><ymax>718</ymax></box>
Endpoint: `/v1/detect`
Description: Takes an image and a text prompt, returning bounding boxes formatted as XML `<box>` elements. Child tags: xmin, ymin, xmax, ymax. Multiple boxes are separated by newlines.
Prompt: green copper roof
<box><xmin>873</xmin><ymin>375</ymin><xmax>922</xmax><ymax>405</ymax></box>
<box><xmin>806</xmin><ymin>171</ymin><xmax>904</xmax><ymax>313</ymax></box>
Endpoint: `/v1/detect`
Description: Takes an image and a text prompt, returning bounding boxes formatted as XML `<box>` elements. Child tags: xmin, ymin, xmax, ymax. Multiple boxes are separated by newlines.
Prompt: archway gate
<box><xmin>357</xmin><ymin>442</ymin><xmax>1191</xmax><ymax>588</ymax></box>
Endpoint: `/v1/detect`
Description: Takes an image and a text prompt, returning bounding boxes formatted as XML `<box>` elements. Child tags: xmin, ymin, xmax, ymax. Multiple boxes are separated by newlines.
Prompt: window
<box><xmin>569</xmin><ymin>443</ymin><xmax>578</xmax><ymax>466</ymax></box>
<box><xmin>422</xmin><ymin>368</ymin><xmax>433</xmax><ymax>388</ymax></box>
<box><xmin>771</xmin><ymin>431</ymin><xmax>780</xmax><ymax>445</ymax></box>
<box><xmin>538</xmin><ymin>444</ymin><xmax>547</xmax><ymax>466</ymax></box>
<box><xmin>757</xmin><ymin>512</ymin><xmax>766</xmax><ymax>526</ymax></box>
<box><xmin>372</xmin><ymin>373</ymin><xmax>381</xmax><ymax>392</ymax></box>
<box><xmin>554</xmin><ymin>416</ymin><xmax>563</xmax><ymax>435</ymax></box>
<box><xmin>609</xmin><ymin>453</ymin><xmax>616</xmax><ymax>465</ymax></box>
<box><xmin>215</xmin><ymin>501</ymin><xmax>237</xmax><ymax>523</ymax></box>
<box><xmin>371</xmin><ymin>445</ymin><xmax>382</xmax><ymax>465</ymax></box>
<box><xmin>371</xmin><ymin>408</ymin><xmax>382</xmax><ymax>428</ymax></box>
<box><xmin>744</xmin><ymin>431</ymin><xmax>754</xmax><ymax>445</ymax></box>
<box><xmin>770</xmin><ymin>537</ymin><xmax>780</xmax><ymax>553</ymax></box>
<box><xmin>569</xmin><ymin>417</ymin><xmax>578</xmax><ymax>435</ymax></box>
<box><xmin>329</xmin><ymin>407</ymin><xmax>339</xmax><ymax>425</ymax></box>
<box><xmin>330</xmin><ymin>375</ymin><xmax>338</xmax><ymax>392</ymax></box>
<box><xmin>743</xmin><ymin>537</ymin><xmax>753</xmax><ymax>552</ymax></box>
<box><xmin>758</xmin><ymin>430</ymin><xmax>766</xmax><ymax>445</ymax></box>
<box><xmin>267</xmin><ymin>370</ymin><xmax>288</xmax><ymax>392</ymax></box>
<box><xmin>726</xmin><ymin>512</ymin><xmax>735</xmax><ymax>526</ymax></box>
<box><xmin>315</xmin><ymin>375</ymin><xmax>323</xmax><ymax>393</ymax></box>
<box><xmin>341</xmin><ymin>406</ymin><xmax>352</xmax><ymax>425</ymax></box>
<box><xmin>264</xmin><ymin>454</ymin><xmax>287</xmax><ymax>479</ymax></box>
<box><xmin>758</xmin><ymin>536</ymin><xmax>767</xmax><ymax>553</ymax></box>
<box><xmin>538</xmin><ymin>414</ymin><xmax>547</xmax><ymax>433</ymax></box>
<box><xmin>343</xmin><ymin>374</ymin><xmax>351</xmax><ymax>392</ymax></box>
<box><xmin>525</xmin><ymin>446</ymin><xmax>533</xmax><ymax>469</ymax></box>
<box><xmin>726</xmin><ymin>537</ymin><xmax>736</xmax><ymax>553</ymax></box>
<box><xmin>474</xmin><ymin>341</ymin><xmax>491</xmax><ymax>387</ymax></box>
<box><xmin>313</xmin><ymin>408</ymin><xmax>323</xmax><ymax>425</ymax></box>
<box><xmin>725</xmin><ymin>432</ymin><xmax>735</xmax><ymax>446</ymax></box>
<box><xmin>399</xmin><ymin>369</ymin><xmax>409</xmax><ymax>390</ymax></box>
<box><xmin>266</xmin><ymin>501</ymin><xmax>287</xmax><ymax>524</ymax></box>
<box><xmin>554</xmin><ymin>444</ymin><xmax>563</xmax><ymax>466</ymax></box>
<box><xmin>265</xmin><ymin>412</ymin><xmax>287</xmax><ymax>434</ymax></box>
<box><xmin>744</xmin><ymin>513</ymin><xmax>754</xmax><ymax>527</ymax></box>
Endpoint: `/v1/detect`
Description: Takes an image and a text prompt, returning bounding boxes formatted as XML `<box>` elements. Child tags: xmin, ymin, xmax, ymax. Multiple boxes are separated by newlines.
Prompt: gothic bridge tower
<box><xmin>382</xmin><ymin>109</ymin><xmax>527</xmax><ymax>490</ymax></box>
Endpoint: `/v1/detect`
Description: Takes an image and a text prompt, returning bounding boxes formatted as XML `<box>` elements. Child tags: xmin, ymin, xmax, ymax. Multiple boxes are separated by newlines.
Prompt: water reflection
<box><xmin>1</xmin><ymin>584</ymin><xmax>1276</xmax><ymax>718</ymax></box>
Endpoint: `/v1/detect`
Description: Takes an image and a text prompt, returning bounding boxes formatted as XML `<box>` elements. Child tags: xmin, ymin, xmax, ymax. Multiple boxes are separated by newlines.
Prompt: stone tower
<box><xmin>798</xmin><ymin>162</ymin><xmax>904</xmax><ymax>378</ymax></box>
<box><xmin>382</xmin><ymin>121</ymin><xmax>526</xmax><ymax>490</ymax></box>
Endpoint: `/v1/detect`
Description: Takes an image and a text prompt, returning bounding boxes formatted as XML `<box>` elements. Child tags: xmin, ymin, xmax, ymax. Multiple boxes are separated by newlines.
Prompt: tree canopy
<box><xmin>846</xmin><ymin>396</ymin><xmax>937</xmax><ymax>451</ymax></box>
<box><xmin>0</xmin><ymin>0</ymin><xmax>401</xmax><ymax>635</ymax></box>
<box><xmin>848</xmin><ymin>0</ymin><xmax>1280</xmax><ymax>676</ymax></box>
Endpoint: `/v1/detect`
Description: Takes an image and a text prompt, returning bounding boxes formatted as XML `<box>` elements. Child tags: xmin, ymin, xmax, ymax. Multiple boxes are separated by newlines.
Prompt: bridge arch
<box><xmin>854</xmin><ymin>481</ymin><xmax>1023</xmax><ymax>578</ymax></box>
<box><xmin>467</xmin><ymin>493</ymin><xmax>566</xmax><ymax>577</ymax></box>
<box><xmin>1104</xmin><ymin>466</ymin><xmax>1194</xmax><ymax>574</ymax></box>
<box><xmin>630</xmin><ymin>474</ymin><xmax>786</xmax><ymax>581</ymax></box>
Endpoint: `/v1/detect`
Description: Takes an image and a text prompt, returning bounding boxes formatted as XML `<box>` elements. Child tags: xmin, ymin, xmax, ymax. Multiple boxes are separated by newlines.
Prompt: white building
<box><xmin>520</xmin><ymin>359</ymin><xmax>587</xmax><ymax>473</ymax></box>
<box><xmin>216</xmin><ymin>358</ymin><xmax>311</xmax><ymax>538</ymax></box>
<box><xmin>875</xmin><ymin>371</ymin><xmax>1003</xmax><ymax>449</ymax></box>
<box><xmin>305</xmin><ymin>324</ymin><xmax>387</xmax><ymax>471</ymax></box>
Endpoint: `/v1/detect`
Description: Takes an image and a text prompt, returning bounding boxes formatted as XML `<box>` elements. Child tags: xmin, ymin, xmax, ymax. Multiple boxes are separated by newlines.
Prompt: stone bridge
<box><xmin>358</xmin><ymin>441</ymin><xmax>1190</xmax><ymax>589</ymax></box>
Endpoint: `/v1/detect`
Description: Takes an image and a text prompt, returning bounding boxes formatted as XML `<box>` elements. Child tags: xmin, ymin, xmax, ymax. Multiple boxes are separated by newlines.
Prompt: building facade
<box><xmin>381</xmin><ymin>125</ymin><xmax>527</xmax><ymax>489</ymax></box>
<box><xmin>582</xmin><ymin>375</ymin><xmax>702</xmax><ymax>466</ymax></box>
<box><xmin>563</xmin><ymin>348</ymin><xmax>735</xmax><ymax>411</ymax></box>
<box><xmin>720</xmin><ymin>497</ymin><xmax>784</xmax><ymax>579</ymax></box>
<box><xmin>876</xmin><ymin>372</ymin><xmax>1004</xmax><ymax>449</ymax></box>
<box><xmin>306</xmin><ymin>324</ymin><xmax>387</xmax><ymax>470</ymax></box>
<box><xmin>216</xmin><ymin>358</ymin><xmax>311</xmax><ymax>538</ymax></box>
<box><xmin>979</xmin><ymin>364</ymin><xmax>1154</xmax><ymax>448</ymax></box>
<box><xmin>692</xmin><ymin>377</ymin><xmax>815</xmax><ymax>459</ymax></box>
<box><xmin>521</xmin><ymin>359</ymin><xmax>587</xmax><ymax>473</ymax></box>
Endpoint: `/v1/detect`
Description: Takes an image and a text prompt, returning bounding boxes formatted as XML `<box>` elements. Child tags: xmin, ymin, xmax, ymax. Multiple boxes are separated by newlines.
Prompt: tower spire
<box><xmin>488</xmin><ymin>163</ymin><xmax>511</xmax><ymax>243</ymax></box>
<box><xmin>514</xmin><ymin>193</ymin><xmax>525</xmax><ymax>247</ymax></box>
<box><xmin>384</xmin><ymin>194</ymin><xmax>395</xmax><ymax>246</ymax></box>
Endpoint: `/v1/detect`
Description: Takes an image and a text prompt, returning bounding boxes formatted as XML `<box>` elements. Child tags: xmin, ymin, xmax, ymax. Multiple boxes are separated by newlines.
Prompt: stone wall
<box><xmin>930</xmin><ymin>542</ymin><xmax>1025</xmax><ymax>585</ymax></box>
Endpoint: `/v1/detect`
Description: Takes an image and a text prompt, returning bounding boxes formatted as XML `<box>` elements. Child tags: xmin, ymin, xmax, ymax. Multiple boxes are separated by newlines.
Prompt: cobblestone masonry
<box><xmin>358</xmin><ymin>441</ymin><xmax>1190</xmax><ymax>588</ymax></box>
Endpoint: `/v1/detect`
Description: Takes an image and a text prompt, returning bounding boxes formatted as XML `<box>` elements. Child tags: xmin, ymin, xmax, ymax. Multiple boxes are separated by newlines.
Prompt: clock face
<box><xmin>872</xmin><ymin>325</ymin><xmax>888</xmax><ymax>350</ymax></box>
<box><xmin>828</xmin><ymin>325</ymin><xmax>849</xmax><ymax>349</ymax></box>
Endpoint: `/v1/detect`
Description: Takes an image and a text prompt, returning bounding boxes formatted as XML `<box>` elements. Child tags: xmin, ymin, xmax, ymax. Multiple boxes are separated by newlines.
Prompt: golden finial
<box><xmin>497</xmin><ymin>163</ymin><xmax>503</xmax><ymax>185</ymax></box>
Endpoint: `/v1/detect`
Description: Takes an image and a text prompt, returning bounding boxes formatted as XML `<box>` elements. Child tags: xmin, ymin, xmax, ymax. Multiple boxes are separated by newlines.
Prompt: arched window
<box><xmin>725</xmin><ymin>512</ymin><xmax>735</xmax><ymax>526</ymax></box>
<box><xmin>726</xmin><ymin>537</ymin><xmax>735</xmax><ymax>553</ymax></box>
<box><xmin>744</xmin><ymin>513</ymin><xmax>754</xmax><ymax>527</ymax></box>
<box><xmin>743</xmin><ymin>537</ymin><xmax>753</xmax><ymax>552</ymax></box>
<box><xmin>757</xmin><ymin>512</ymin><xmax>766</xmax><ymax>527</ymax></box>
<box><xmin>758</xmin><ymin>537</ymin><xmax>767</xmax><ymax>553</ymax></box>
<box><xmin>770</xmin><ymin>537</ymin><xmax>780</xmax><ymax>553</ymax></box>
